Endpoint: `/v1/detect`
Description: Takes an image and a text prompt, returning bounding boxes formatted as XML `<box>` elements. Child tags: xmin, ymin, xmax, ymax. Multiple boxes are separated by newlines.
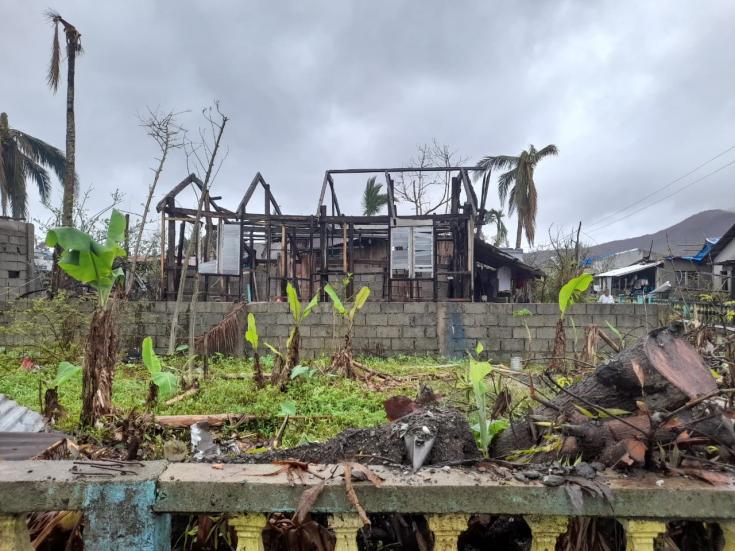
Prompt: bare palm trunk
<box><xmin>61</xmin><ymin>44</ymin><xmax>76</xmax><ymax>227</ymax></box>
<box><xmin>515</xmin><ymin>216</ymin><xmax>523</xmax><ymax>249</ymax></box>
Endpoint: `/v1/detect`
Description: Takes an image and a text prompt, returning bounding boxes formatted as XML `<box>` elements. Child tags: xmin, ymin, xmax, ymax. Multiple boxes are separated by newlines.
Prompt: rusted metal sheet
<box><xmin>0</xmin><ymin>432</ymin><xmax>66</xmax><ymax>460</ymax></box>
<box><xmin>644</xmin><ymin>331</ymin><xmax>718</xmax><ymax>399</ymax></box>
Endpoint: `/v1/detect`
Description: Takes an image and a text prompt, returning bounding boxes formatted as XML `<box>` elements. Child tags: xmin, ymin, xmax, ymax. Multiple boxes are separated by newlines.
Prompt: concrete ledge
<box><xmin>0</xmin><ymin>461</ymin><xmax>733</xmax><ymax>521</ymax></box>
<box><xmin>155</xmin><ymin>463</ymin><xmax>735</xmax><ymax>519</ymax></box>
<box><xmin>0</xmin><ymin>461</ymin><xmax>167</xmax><ymax>513</ymax></box>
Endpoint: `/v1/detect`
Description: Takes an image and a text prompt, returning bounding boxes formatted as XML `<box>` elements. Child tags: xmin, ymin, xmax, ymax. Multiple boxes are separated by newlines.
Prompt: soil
<box><xmin>218</xmin><ymin>407</ymin><xmax>483</xmax><ymax>466</ymax></box>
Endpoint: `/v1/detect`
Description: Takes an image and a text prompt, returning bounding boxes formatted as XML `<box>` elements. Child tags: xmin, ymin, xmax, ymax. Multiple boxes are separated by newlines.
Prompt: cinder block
<box><xmin>380</xmin><ymin>302</ymin><xmax>405</xmax><ymax>313</ymax></box>
<box><xmin>513</xmin><ymin>326</ymin><xmax>535</xmax><ymax>339</ymax></box>
<box><xmin>464</xmin><ymin>326</ymin><xmax>487</xmax><ymax>339</ymax></box>
<box><xmin>487</xmin><ymin>327</ymin><xmax>512</xmax><ymax>340</ymax></box>
<box><xmin>404</xmin><ymin>302</ymin><xmax>428</xmax><ymax>314</ymax></box>
<box><xmin>387</xmin><ymin>313</ymin><xmax>409</xmax><ymax>326</ymax></box>
<box><xmin>402</xmin><ymin>326</ymin><xmax>425</xmax><ymax>338</ymax></box>
<box><xmin>366</xmin><ymin>314</ymin><xmax>388</xmax><ymax>326</ymax></box>
<box><xmin>500</xmin><ymin>339</ymin><xmax>525</xmax><ymax>352</ymax></box>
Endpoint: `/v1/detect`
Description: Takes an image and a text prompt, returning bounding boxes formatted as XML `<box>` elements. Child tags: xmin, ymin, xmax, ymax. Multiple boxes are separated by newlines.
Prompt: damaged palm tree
<box><xmin>492</xmin><ymin>325</ymin><xmax>735</xmax><ymax>468</ymax></box>
<box><xmin>270</xmin><ymin>283</ymin><xmax>319</xmax><ymax>386</ymax></box>
<box><xmin>46</xmin><ymin>210</ymin><xmax>126</xmax><ymax>426</ymax></box>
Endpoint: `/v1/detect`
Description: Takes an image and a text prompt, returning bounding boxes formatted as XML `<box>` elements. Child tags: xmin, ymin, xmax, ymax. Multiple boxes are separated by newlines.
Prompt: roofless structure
<box><xmin>156</xmin><ymin>167</ymin><xmax>543</xmax><ymax>303</ymax></box>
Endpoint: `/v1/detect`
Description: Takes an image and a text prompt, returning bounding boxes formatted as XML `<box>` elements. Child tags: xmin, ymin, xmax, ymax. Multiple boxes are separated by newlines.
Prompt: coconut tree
<box><xmin>0</xmin><ymin>112</ymin><xmax>65</xmax><ymax>217</ymax></box>
<box><xmin>361</xmin><ymin>176</ymin><xmax>389</xmax><ymax>216</ymax></box>
<box><xmin>485</xmin><ymin>208</ymin><xmax>508</xmax><ymax>247</ymax></box>
<box><xmin>46</xmin><ymin>10</ymin><xmax>82</xmax><ymax>227</ymax></box>
<box><xmin>477</xmin><ymin>144</ymin><xmax>558</xmax><ymax>249</ymax></box>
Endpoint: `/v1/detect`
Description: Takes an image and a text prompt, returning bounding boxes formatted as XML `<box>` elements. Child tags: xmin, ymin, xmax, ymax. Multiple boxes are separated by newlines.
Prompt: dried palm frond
<box><xmin>45</xmin><ymin>10</ymin><xmax>62</xmax><ymax>91</ymax></box>
<box><xmin>194</xmin><ymin>302</ymin><xmax>248</xmax><ymax>357</ymax></box>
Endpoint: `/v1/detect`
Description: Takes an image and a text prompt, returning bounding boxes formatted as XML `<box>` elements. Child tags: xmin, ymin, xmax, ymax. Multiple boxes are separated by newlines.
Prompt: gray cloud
<box><xmin>1</xmin><ymin>0</ymin><xmax>734</xmax><ymax>247</ymax></box>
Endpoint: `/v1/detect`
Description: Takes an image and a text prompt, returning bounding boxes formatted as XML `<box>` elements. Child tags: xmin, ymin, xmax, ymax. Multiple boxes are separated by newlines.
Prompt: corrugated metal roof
<box><xmin>0</xmin><ymin>394</ymin><xmax>46</xmax><ymax>432</ymax></box>
<box><xmin>596</xmin><ymin>261</ymin><xmax>663</xmax><ymax>278</ymax></box>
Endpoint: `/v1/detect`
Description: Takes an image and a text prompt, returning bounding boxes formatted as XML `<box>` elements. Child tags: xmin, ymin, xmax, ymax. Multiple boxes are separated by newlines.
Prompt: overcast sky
<box><xmin>2</xmin><ymin>0</ymin><xmax>734</xmax><ymax>249</ymax></box>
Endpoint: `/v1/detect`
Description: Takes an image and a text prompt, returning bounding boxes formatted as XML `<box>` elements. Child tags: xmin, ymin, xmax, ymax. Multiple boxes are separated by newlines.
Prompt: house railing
<box><xmin>1</xmin><ymin>460</ymin><xmax>735</xmax><ymax>550</ymax></box>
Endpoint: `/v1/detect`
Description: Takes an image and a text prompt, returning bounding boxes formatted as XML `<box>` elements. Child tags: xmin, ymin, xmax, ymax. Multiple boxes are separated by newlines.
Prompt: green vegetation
<box><xmin>0</xmin><ymin>350</ymin><xmax>479</xmax><ymax>450</ymax></box>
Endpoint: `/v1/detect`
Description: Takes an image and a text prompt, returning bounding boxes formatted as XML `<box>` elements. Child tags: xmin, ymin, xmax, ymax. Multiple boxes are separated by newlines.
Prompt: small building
<box><xmin>709</xmin><ymin>223</ymin><xmax>735</xmax><ymax>297</ymax></box>
<box><xmin>594</xmin><ymin>260</ymin><xmax>663</xmax><ymax>298</ymax></box>
<box><xmin>0</xmin><ymin>218</ymin><xmax>36</xmax><ymax>300</ymax></box>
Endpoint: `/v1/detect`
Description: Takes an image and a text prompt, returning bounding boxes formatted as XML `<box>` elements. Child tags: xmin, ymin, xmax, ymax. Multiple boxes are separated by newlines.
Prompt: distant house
<box><xmin>709</xmin><ymin>223</ymin><xmax>735</xmax><ymax>297</ymax></box>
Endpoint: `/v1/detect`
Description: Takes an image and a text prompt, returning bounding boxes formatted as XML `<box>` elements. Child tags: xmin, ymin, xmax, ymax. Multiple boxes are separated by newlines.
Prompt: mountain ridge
<box><xmin>585</xmin><ymin>209</ymin><xmax>735</xmax><ymax>258</ymax></box>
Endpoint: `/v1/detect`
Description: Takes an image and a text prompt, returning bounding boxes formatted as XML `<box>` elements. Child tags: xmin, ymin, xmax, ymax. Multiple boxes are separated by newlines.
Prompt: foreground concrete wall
<box><xmin>0</xmin><ymin>299</ymin><xmax>670</xmax><ymax>360</ymax></box>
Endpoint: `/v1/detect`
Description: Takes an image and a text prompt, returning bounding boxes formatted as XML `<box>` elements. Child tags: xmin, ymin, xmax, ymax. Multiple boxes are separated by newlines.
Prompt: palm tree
<box><xmin>361</xmin><ymin>176</ymin><xmax>389</xmax><ymax>216</ymax></box>
<box><xmin>485</xmin><ymin>208</ymin><xmax>508</xmax><ymax>247</ymax></box>
<box><xmin>46</xmin><ymin>10</ymin><xmax>82</xmax><ymax>227</ymax></box>
<box><xmin>477</xmin><ymin>144</ymin><xmax>558</xmax><ymax>249</ymax></box>
<box><xmin>0</xmin><ymin>112</ymin><xmax>65</xmax><ymax>218</ymax></box>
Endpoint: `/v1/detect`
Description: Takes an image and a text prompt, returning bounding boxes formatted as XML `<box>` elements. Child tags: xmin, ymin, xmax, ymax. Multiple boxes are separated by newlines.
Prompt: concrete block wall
<box><xmin>0</xmin><ymin>299</ymin><xmax>671</xmax><ymax>360</ymax></box>
<box><xmin>0</xmin><ymin>219</ymin><xmax>35</xmax><ymax>300</ymax></box>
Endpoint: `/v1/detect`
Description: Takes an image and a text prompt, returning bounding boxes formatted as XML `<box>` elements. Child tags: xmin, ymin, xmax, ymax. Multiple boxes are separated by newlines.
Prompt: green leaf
<box><xmin>142</xmin><ymin>336</ymin><xmax>161</xmax><ymax>375</ymax></box>
<box><xmin>605</xmin><ymin>321</ymin><xmax>623</xmax><ymax>342</ymax></box>
<box><xmin>264</xmin><ymin>342</ymin><xmax>283</xmax><ymax>358</ymax></box>
<box><xmin>469</xmin><ymin>359</ymin><xmax>492</xmax><ymax>388</ymax></box>
<box><xmin>286</xmin><ymin>283</ymin><xmax>301</xmax><ymax>322</ymax></box>
<box><xmin>52</xmin><ymin>361</ymin><xmax>81</xmax><ymax>387</ymax></box>
<box><xmin>513</xmin><ymin>308</ymin><xmax>533</xmax><ymax>318</ymax></box>
<box><xmin>290</xmin><ymin>365</ymin><xmax>314</xmax><ymax>379</ymax></box>
<box><xmin>279</xmin><ymin>400</ymin><xmax>296</xmax><ymax>416</ymax></box>
<box><xmin>475</xmin><ymin>342</ymin><xmax>484</xmax><ymax>356</ymax></box>
<box><xmin>324</xmin><ymin>284</ymin><xmax>346</xmax><ymax>316</ymax></box>
<box><xmin>597</xmin><ymin>408</ymin><xmax>632</xmax><ymax>418</ymax></box>
<box><xmin>349</xmin><ymin>286</ymin><xmax>371</xmax><ymax>320</ymax></box>
<box><xmin>175</xmin><ymin>344</ymin><xmax>189</xmax><ymax>353</ymax></box>
<box><xmin>574</xmin><ymin>404</ymin><xmax>597</xmax><ymax>418</ymax></box>
<box><xmin>106</xmin><ymin>210</ymin><xmax>126</xmax><ymax>245</ymax></box>
<box><xmin>302</xmin><ymin>292</ymin><xmax>320</xmax><ymax>320</ymax></box>
<box><xmin>46</xmin><ymin>213</ymin><xmax>127</xmax><ymax>307</ymax></box>
<box><xmin>245</xmin><ymin>313</ymin><xmax>259</xmax><ymax>350</ymax></box>
<box><xmin>152</xmin><ymin>371</ymin><xmax>178</xmax><ymax>399</ymax></box>
<box><xmin>559</xmin><ymin>273</ymin><xmax>594</xmax><ymax>316</ymax></box>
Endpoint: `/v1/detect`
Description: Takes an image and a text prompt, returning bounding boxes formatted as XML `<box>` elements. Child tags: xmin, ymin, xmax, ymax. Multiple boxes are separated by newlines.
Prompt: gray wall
<box><xmin>0</xmin><ymin>219</ymin><xmax>35</xmax><ymax>300</ymax></box>
<box><xmin>0</xmin><ymin>300</ymin><xmax>670</xmax><ymax>360</ymax></box>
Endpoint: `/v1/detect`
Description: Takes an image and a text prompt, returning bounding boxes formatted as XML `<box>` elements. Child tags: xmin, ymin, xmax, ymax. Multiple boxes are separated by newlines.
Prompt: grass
<box><xmin>0</xmin><ymin>350</ymin><xmax>472</xmax><ymax>451</ymax></box>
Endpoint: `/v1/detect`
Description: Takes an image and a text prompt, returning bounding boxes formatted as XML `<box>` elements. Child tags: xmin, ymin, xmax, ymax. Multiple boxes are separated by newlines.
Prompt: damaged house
<box><xmin>155</xmin><ymin>167</ymin><xmax>543</xmax><ymax>303</ymax></box>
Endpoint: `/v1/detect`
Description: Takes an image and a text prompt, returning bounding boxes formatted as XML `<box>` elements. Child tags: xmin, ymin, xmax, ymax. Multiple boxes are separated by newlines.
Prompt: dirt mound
<box><xmin>222</xmin><ymin>407</ymin><xmax>482</xmax><ymax>466</ymax></box>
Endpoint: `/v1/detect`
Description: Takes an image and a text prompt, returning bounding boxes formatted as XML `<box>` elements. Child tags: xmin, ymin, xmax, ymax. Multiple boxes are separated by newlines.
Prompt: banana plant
<box><xmin>46</xmin><ymin>210</ymin><xmax>127</xmax><ymax>426</ymax></box>
<box><xmin>142</xmin><ymin>336</ymin><xmax>178</xmax><ymax>403</ymax></box>
<box><xmin>323</xmin><ymin>284</ymin><xmax>371</xmax><ymax>377</ymax></box>
<box><xmin>245</xmin><ymin>313</ymin><xmax>265</xmax><ymax>388</ymax></box>
<box><xmin>272</xmin><ymin>282</ymin><xmax>320</xmax><ymax>385</ymax></box>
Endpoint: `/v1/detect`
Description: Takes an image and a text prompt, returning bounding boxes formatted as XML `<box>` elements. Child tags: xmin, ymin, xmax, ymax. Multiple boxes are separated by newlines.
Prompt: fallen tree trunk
<box><xmin>492</xmin><ymin>325</ymin><xmax>734</xmax><ymax>464</ymax></box>
<box><xmin>155</xmin><ymin>413</ymin><xmax>330</xmax><ymax>428</ymax></box>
